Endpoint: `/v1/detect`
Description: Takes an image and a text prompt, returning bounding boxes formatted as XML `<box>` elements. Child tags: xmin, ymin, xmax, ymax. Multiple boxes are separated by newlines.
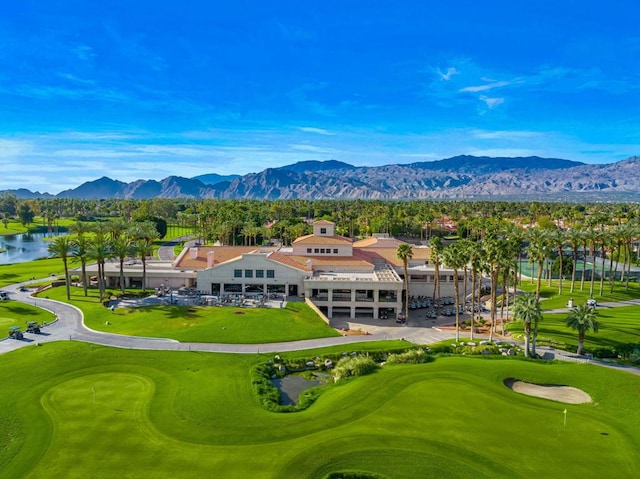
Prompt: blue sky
<box><xmin>1</xmin><ymin>0</ymin><xmax>638</xmax><ymax>193</ymax></box>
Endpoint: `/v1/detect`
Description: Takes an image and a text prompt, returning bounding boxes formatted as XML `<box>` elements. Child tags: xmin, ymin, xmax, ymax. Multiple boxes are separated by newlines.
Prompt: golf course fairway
<box><xmin>1</xmin><ymin>342</ymin><xmax>638</xmax><ymax>478</ymax></box>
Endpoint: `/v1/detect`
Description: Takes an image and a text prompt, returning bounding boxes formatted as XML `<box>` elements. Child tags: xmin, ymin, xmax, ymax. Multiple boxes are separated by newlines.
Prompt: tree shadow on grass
<box><xmin>4</xmin><ymin>304</ymin><xmax>42</xmax><ymax>317</ymax></box>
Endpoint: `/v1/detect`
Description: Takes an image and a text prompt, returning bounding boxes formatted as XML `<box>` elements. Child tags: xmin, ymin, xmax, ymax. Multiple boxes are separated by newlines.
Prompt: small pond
<box><xmin>0</xmin><ymin>229</ymin><xmax>68</xmax><ymax>265</ymax></box>
<box><xmin>271</xmin><ymin>373</ymin><xmax>330</xmax><ymax>405</ymax></box>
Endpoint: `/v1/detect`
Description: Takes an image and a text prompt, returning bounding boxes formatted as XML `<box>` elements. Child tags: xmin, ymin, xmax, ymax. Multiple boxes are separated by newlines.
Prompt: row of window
<box><xmin>234</xmin><ymin>269</ymin><xmax>275</xmax><ymax>279</ymax></box>
<box><xmin>307</xmin><ymin>248</ymin><xmax>340</xmax><ymax>254</ymax></box>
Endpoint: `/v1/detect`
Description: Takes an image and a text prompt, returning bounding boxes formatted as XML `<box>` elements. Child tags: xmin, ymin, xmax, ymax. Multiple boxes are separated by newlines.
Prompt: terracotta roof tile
<box><xmin>293</xmin><ymin>234</ymin><xmax>353</xmax><ymax>245</ymax></box>
<box><xmin>173</xmin><ymin>246</ymin><xmax>273</xmax><ymax>270</ymax></box>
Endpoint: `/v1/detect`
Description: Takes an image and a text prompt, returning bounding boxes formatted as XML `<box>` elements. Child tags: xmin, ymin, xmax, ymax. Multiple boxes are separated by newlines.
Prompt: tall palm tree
<box><xmin>525</xmin><ymin>228</ymin><xmax>550</xmax><ymax>356</ymax></box>
<box><xmin>396</xmin><ymin>243</ymin><xmax>413</xmax><ymax>322</ymax></box>
<box><xmin>567</xmin><ymin>228</ymin><xmax>583</xmax><ymax>294</ymax></box>
<box><xmin>512</xmin><ymin>293</ymin><xmax>541</xmax><ymax>358</ymax></box>
<box><xmin>87</xmin><ymin>234</ymin><xmax>112</xmax><ymax>302</ymax></box>
<box><xmin>548</xmin><ymin>228</ymin><xmax>567</xmax><ymax>295</ymax></box>
<box><xmin>48</xmin><ymin>236</ymin><xmax>74</xmax><ymax>300</ymax></box>
<box><xmin>466</xmin><ymin>240</ymin><xmax>482</xmax><ymax>341</ymax></box>
<box><xmin>112</xmin><ymin>235</ymin><xmax>135</xmax><ymax>295</ymax></box>
<box><xmin>565</xmin><ymin>304</ymin><xmax>599</xmax><ymax>355</ymax></box>
<box><xmin>69</xmin><ymin>220</ymin><xmax>92</xmax><ymax>295</ymax></box>
<box><xmin>71</xmin><ymin>235</ymin><xmax>90</xmax><ymax>297</ymax></box>
<box><xmin>442</xmin><ymin>242</ymin><xmax>466</xmax><ymax>342</ymax></box>
<box><xmin>430</xmin><ymin>236</ymin><xmax>442</xmax><ymax>303</ymax></box>
<box><xmin>598</xmin><ymin>229</ymin><xmax>610</xmax><ymax>297</ymax></box>
<box><xmin>128</xmin><ymin>222</ymin><xmax>160</xmax><ymax>292</ymax></box>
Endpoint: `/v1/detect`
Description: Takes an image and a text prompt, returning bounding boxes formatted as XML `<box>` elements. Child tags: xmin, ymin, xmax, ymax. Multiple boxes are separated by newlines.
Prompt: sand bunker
<box><xmin>504</xmin><ymin>378</ymin><xmax>591</xmax><ymax>404</ymax></box>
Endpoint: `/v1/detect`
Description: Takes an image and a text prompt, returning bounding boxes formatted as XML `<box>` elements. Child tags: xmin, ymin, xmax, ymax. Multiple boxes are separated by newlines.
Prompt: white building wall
<box><xmin>196</xmin><ymin>253</ymin><xmax>305</xmax><ymax>296</ymax></box>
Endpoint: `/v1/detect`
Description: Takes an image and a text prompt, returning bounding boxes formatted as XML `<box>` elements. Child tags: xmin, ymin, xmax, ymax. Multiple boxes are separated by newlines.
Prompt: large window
<box><xmin>245</xmin><ymin>269</ymin><xmax>253</xmax><ymax>278</ymax></box>
<box><xmin>256</xmin><ymin>269</ymin><xmax>264</xmax><ymax>278</ymax></box>
<box><xmin>234</xmin><ymin>269</ymin><xmax>242</xmax><ymax>278</ymax></box>
<box><xmin>267</xmin><ymin>269</ymin><xmax>275</xmax><ymax>278</ymax></box>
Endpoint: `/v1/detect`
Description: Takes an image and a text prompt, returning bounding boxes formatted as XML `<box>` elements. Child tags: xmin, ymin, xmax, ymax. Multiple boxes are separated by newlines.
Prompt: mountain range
<box><xmin>4</xmin><ymin>155</ymin><xmax>640</xmax><ymax>201</ymax></box>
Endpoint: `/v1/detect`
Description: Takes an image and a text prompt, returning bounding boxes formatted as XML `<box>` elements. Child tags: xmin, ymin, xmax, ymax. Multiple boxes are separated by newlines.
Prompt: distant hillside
<box><xmin>191</xmin><ymin>173</ymin><xmax>241</xmax><ymax>185</ymax></box>
<box><xmin>275</xmin><ymin>160</ymin><xmax>356</xmax><ymax>173</ymax></box>
<box><xmin>4</xmin><ymin>156</ymin><xmax>640</xmax><ymax>200</ymax></box>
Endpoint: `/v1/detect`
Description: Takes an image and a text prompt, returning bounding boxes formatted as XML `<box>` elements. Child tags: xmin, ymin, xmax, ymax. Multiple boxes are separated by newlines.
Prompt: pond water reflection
<box><xmin>271</xmin><ymin>373</ymin><xmax>329</xmax><ymax>405</ymax></box>
<box><xmin>0</xmin><ymin>229</ymin><xmax>67</xmax><ymax>265</ymax></box>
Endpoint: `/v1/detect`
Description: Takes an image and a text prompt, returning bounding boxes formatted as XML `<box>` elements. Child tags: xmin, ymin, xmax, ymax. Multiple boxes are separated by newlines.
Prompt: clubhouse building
<box><xmin>93</xmin><ymin>220</ymin><xmax>467</xmax><ymax>320</ymax></box>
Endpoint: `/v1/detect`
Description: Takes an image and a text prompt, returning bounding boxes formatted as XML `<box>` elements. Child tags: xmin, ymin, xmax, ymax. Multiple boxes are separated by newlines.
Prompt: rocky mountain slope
<box><xmin>5</xmin><ymin>155</ymin><xmax>640</xmax><ymax>200</ymax></box>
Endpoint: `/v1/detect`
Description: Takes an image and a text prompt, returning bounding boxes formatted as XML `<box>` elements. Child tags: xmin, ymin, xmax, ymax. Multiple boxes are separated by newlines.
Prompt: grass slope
<box><xmin>1</xmin><ymin>342</ymin><xmax>638</xmax><ymax>478</ymax></box>
<box><xmin>0</xmin><ymin>301</ymin><xmax>55</xmax><ymax>334</ymax></box>
<box><xmin>508</xmin><ymin>305</ymin><xmax>640</xmax><ymax>352</ymax></box>
<box><xmin>42</xmin><ymin>285</ymin><xmax>341</xmax><ymax>343</ymax></box>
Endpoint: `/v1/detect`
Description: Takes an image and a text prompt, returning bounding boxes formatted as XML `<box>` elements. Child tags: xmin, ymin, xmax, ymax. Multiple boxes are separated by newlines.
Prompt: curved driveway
<box><xmin>0</xmin><ymin>280</ymin><xmax>454</xmax><ymax>356</ymax></box>
<box><xmin>2</xmin><ymin>281</ymin><xmax>640</xmax><ymax>377</ymax></box>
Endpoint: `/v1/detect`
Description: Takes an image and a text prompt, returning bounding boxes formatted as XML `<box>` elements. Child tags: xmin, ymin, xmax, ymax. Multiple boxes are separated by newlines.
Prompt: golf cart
<box><xmin>0</xmin><ymin>291</ymin><xmax>9</xmax><ymax>300</ymax></box>
<box><xmin>8</xmin><ymin>326</ymin><xmax>23</xmax><ymax>340</ymax></box>
<box><xmin>26</xmin><ymin>321</ymin><xmax>41</xmax><ymax>334</ymax></box>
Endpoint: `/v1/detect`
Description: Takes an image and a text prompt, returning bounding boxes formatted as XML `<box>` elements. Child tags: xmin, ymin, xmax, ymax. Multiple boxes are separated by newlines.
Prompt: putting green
<box><xmin>0</xmin><ymin>316</ymin><xmax>19</xmax><ymax>329</ymax></box>
<box><xmin>1</xmin><ymin>343</ymin><xmax>639</xmax><ymax>478</ymax></box>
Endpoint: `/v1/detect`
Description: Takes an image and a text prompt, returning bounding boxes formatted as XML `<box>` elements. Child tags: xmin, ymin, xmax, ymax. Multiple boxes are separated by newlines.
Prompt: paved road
<box><xmin>156</xmin><ymin>235</ymin><xmax>196</xmax><ymax>261</ymax></box>
<box><xmin>0</xmin><ymin>281</ymin><xmax>457</xmax><ymax>356</ymax></box>
<box><xmin>2</xmin><ymin>280</ymin><xmax>639</xmax><ymax>377</ymax></box>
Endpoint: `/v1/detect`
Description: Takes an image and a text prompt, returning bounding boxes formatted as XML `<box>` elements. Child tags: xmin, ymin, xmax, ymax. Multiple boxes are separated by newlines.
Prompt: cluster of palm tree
<box><xmin>47</xmin><ymin>221</ymin><xmax>160</xmax><ymax>302</ymax></box>
<box><xmin>415</xmin><ymin>217</ymin><xmax>637</xmax><ymax>357</ymax></box>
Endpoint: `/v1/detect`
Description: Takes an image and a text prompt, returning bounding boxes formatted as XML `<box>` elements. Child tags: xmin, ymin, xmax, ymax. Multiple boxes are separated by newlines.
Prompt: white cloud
<box><xmin>0</xmin><ymin>139</ymin><xmax>32</xmax><ymax>157</ymax></box>
<box><xmin>437</xmin><ymin>67</ymin><xmax>459</xmax><ymax>81</ymax></box>
<box><xmin>288</xmin><ymin>144</ymin><xmax>336</xmax><ymax>153</ymax></box>
<box><xmin>479</xmin><ymin>96</ymin><xmax>504</xmax><ymax>109</ymax></box>
<box><xmin>297</xmin><ymin>127</ymin><xmax>335</xmax><ymax>135</ymax></box>
<box><xmin>471</xmin><ymin>130</ymin><xmax>542</xmax><ymax>140</ymax></box>
<box><xmin>460</xmin><ymin>80</ymin><xmax>519</xmax><ymax>93</ymax></box>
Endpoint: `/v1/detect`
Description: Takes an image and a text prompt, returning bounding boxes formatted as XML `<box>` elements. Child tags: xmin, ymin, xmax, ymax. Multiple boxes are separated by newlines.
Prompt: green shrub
<box><xmin>386</xmin><ymin>348</ymin><xmax>434</xmax><ymax>364</ymax></box>
<box><xmin>333</xmin><ymin>355</ymin><xmax>378</xmax><ymax>381</ymax></box>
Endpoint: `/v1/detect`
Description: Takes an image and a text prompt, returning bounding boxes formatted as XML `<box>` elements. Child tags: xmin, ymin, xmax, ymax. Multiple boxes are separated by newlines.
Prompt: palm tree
<box><xmin>69</xmin><ymin>221</ymin><xmax>92</xmax><ymax>295</ymax></box>
<box><xmin>567</xmin><ymin>228</ymin><xmax>583</xmax><ymax>293</ymax></box>
<box><xmin>466</xmin><ymin>240</ymin><xmax>482</xmax><ymax>341</ymax></box>
<box><xmin>430</xmin><ymin>236</ymin><xmax>442</xmax><ymax>303</ymax></box>
<box><xmin>71</xmin><ymin>234</ymin><xmax>90</xmax><ymax>297</ymax></box>
<box><xmin>565</xmin><ymin>304</ymin><xmax>600</xmax><ymax>355</ymax></box>
<box><xmin>112</xmin><ymin>235</ymin><xmax>135</xmax><ymax>295</ymax></box>
<box><xmin>128</xmin><ymin>222</ymin><xmax>160</xmax><ymax>292</ymax></box>
<box><xmin>512</xmin><ymin>293</ymin><xmax>541</xmax><ymax>358</ymax></box>
<box><xmin>584</xmin><ymin>228</ymin><xmax>599</xmax><ymax>297</ymax></box>
<box><xmin>396</xmin><ymin>243</ymin><xmax>413</xmax><ymax>322</ymax></box>
<box><xmin>548</xmin><ymin>228</ymin><xmax>567</xmax><ymax>295</ymax></box>
<box><xmin>525</xmin><ymin>228</ymin><xmax>550</xmax><ymax>355</ymax></box>
<box><xmin>442</xmin><ymin>242</ymin><xmax>466</xmax><ymax>342</ymax></box>
<box><xmin>48</xmin><ymin>236</ymin><xmax>74</xmax><ymax>300</ymax></box>
<box><xmin>87</xmin><ymin>234</ymin><xmax>112</xmax><ymax>302</ymax></box>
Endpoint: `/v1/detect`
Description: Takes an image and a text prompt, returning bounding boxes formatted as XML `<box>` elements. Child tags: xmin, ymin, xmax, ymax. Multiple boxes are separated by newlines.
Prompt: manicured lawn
<box><xmin>0</xmin><ymin>301</ymin><xmax>55</xmax><ymax>334</ymax></box>
<box><xmin>1</xmin><ymin>343</ymin><xmax>638</xmax><ymax>478</ymax></box>
<box><xmin>508</xmin><ymin>305</ymin><xmax>640</xmax><ymax>352</ymax></box>
<box><xmin>518</xmin><ymin>278</ymin><xmax>640</xmax><ymax>310</ymax></box>
<box><xmin>41</xmin><ymin>285</ymin><xmax>341</xmax><ymax>343</ymax></box>
<box><xmin>0</xmin><ymin>258</ymin><xmax>65</xmax><ymax>288</ymax></box>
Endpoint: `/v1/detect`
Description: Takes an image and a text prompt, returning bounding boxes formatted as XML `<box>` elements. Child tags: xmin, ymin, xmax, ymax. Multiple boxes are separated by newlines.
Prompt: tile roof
<box><xmin>173</xmin><ymin>246</ymin><xmax>272</xmax><ymax>270</ymax></box>
<box><xmin>293</xmin><ymin>234</ymin><xmax>353</xmax><ymax>245</ymax></box>
<box><xmin>353</xmin><ymin>237</ymin><xmax>407</xmax><ymax>248</ymax></box>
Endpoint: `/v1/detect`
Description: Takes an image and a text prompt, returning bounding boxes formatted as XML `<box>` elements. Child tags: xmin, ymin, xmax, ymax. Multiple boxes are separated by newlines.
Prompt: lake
<box><xmin>0</xmin><ymin>230</ymin><xmax>67</xmax><ymax>265</ymax></box>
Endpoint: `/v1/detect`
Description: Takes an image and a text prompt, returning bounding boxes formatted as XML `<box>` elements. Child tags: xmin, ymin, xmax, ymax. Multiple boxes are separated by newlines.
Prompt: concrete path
<box><xmin>156</xmin><ymin>235</ymin><xmax>196</xmax><ymax>261</ymax></box>
<box><xmin>2</xmin><ymin>279</ymin><xmax>639</xmax><ymax>377</ymax></box>
<box><xmin>0</xmin><ymin>281</ymin><xmax>457</xmax><ymax>356</ymax></box>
